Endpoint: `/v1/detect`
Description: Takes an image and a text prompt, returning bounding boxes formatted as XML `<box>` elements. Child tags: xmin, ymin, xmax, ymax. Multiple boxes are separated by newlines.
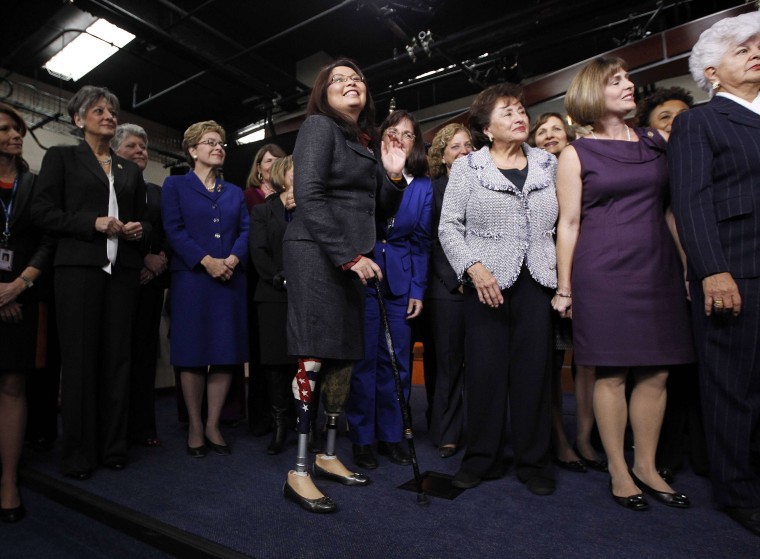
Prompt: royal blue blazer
<box><xmin>373</xmin><ymin>176</ymin><xmax>433</xmax><ymax>300</ymax></box>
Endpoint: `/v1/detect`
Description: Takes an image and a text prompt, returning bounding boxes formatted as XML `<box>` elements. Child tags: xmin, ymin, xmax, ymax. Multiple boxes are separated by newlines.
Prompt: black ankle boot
<box><xmin>267</xmin><ymin>407</ymin><xmax>289</xmax><ymax>455</ymax></box>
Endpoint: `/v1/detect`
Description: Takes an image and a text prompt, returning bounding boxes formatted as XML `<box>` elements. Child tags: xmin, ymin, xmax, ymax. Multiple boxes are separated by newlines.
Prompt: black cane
<box><xmin>373</xmin><ymin>278</ymin><xmax>429</xmax><ymax>506</ymax></box>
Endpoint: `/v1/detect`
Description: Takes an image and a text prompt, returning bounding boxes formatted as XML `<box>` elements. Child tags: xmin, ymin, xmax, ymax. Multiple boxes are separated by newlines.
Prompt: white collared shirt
<box><xmin>102</xmin><ymin>172</ymin><xmax>119</xmax><ymax>274</ymax></box>
<box><xmin>717</xmin><ymin>91</ymin><xmax>760</xmax><ymax>116</ymax></box>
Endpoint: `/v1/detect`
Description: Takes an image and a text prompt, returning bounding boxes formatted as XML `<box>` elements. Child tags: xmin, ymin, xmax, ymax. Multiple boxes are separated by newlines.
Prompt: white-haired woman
<box><xmin>669</xmin><ymin>10</ymin><xmax>760</xmax><ymax>536</ymax></box>
<box><xmin>112</xmin><ymin>123</ymin><xmax>168</xmax><ymax>448</ymax></box>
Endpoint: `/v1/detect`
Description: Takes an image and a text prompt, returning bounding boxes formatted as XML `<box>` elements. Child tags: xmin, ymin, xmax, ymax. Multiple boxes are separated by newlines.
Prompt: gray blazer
<box><xmin>439</xmin><ymin>144</ymin><xmax>558</xmax><ymax>290</ymax></box>
<box><xmin>283</xmin><ymin>115</ymin><xmax>406</xmax><ymax>359</ymax></box>
<box><xmin>285</xmin><ymin>115</ymin><xmax>405</xmax><ymax>265</ymax></box>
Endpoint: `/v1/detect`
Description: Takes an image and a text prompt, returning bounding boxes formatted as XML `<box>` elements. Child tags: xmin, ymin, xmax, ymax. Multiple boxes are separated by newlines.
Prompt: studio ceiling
<box><xmin>1</xmin><ymin>0</ymin><xmax>745</xmax><ymax>147</ymax></box>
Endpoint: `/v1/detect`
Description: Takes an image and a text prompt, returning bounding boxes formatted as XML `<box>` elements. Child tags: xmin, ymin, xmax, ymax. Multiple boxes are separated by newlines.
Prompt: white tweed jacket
<box><xmin>438</xmin><ymin>144</ymin><xmax>558</xmax><ymax>290</ymax></box>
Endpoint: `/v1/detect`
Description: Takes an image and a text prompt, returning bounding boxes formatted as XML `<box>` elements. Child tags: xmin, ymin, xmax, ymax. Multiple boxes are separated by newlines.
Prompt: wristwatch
<box><xmin>19</xmin><ymin>275</ymin><xmax>34</xmax><ymax>290</ymax></box>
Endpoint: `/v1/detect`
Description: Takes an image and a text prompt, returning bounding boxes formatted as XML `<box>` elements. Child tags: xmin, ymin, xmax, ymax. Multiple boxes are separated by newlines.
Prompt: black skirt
<box><xmin>0</xmin><ymin>300</ymin><xmax>47</xmax><ymax>371</ymax></box>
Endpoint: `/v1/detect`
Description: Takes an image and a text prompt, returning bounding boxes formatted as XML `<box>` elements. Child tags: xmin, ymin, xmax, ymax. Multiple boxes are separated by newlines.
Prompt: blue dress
<box><xmin>161</xmin><ymin>172</ymin><xmax>249</xmax><ymax>367</ymax></box>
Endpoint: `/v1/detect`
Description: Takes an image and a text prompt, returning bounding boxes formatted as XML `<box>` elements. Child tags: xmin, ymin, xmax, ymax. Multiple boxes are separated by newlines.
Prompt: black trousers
<box><xmin>56</xmin><ymin>265</ymin><xmax>139</xmax><ymax>473</ymax></box>
<box><xmin>428</xmin><ymin>296</ymin><xmax>465</xmax><ymax>447</ymax></box>
<box><xmin>128</xmin><ymin>281</ymin><xmax>165</xmax><ymax>442</ymax></box>
<box><xmin>460</xmin><ymin>267</ymin><xmax>553</xmax><ymax>481</ymax></box>
<box><xmin>692</xmin><ymin>277</ymin><xmax>760</xmax><ymax>508</ymax></box>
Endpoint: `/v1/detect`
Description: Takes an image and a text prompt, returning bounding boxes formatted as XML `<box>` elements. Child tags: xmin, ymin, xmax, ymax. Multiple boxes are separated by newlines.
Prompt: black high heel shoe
<box><xmin>186</xmin><ymin>444</ymin><xmax>207</xmax><ymax>458</ymax></box>
<box><xmin>283</xmin><ymin>480</ymin><xmax>337</xmax><ymax>513</ymax></box>
<box><xmin>609</xmin><ymin>481</ymin><xmax>649</xmax><ymax>511</ymax></box>
<box><xmin>0</xmin><ymin>490</ymin><xmax>25</xmax><ymax>523</ymax></box>
<box><xmin>313</xmin><ymin>461</ymin><xmax>370</xmax><ymax>486</ymax></box>
<box><xmin>630</xmin><ymin>470</ymin><xmax>690</xmax><ymax>508</ymax></box>
<box><xmin>205</xmin><ymin>437</ymin><xmax>231</xmax><ymax>455</ymax></box>
<box><xmin>0</xmin><ymin>503</ymin><xmax>25</xmax><ymax>523</ymax></box>
<box><xmin>574</xmin><ymin>445</ymin><xmax>608</xmax><ymax>472</ymax></box>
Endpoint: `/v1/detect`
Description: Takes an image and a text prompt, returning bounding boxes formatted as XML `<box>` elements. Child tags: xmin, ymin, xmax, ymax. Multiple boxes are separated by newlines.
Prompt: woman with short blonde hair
<box><xmin>162</xmin><ymin>120</ymin><xmax>249</xmax><ymax>459</ymax></box>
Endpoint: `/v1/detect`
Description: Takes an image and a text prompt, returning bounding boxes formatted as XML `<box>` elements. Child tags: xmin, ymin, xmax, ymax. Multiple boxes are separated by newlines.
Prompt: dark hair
<box><xmin>380</xmin><ymin>110</ymin><xmax>428</xmax><ymax>178</ymax></box>
<box><xmin>246</xmin><ymin>143</ymin><xmax>287</xmax><ymax>189</ymax></box>
<box><xmin>634</xmin><ymin>87</ymin><xmax>694</xmax><ymax>127</ymax></box>
<box><xmin>306</xmin><ymin>58</ymin><xmax>378</xmax><ymax>146</ymax></box>
<box><xmin>528</xmin><ymin>112</ymin><xmax>576</xmax><ymax>147</ymax></box>
<box><xmin>468</xmin><ymin>82</ymin><xmax>525</xmax><ymax>149</ymax></box>
<box><xmin>67</xmin><ymin>85</ymin><xmax>120</xmax><ymax>122</ymax></box>
<box><xmin>0</xmin><ymin>103</ymin><xmax>29</xmax><ymax>172</ymax></box>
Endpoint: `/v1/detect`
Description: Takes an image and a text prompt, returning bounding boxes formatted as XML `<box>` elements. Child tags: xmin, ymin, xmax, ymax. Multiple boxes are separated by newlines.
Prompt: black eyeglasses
<box><xmin>385</xmin><ymin>128</ymin><xmax>415</xmax><ymax>142</ymax></box>
<box><xmin>329</xmin><ymin>74</ymin><xmax>365</xmax><ymax>85</ymax></box>
<box><xmin>195</xmin><ymin>139</ymin><xmax>227</xmax><ymax>149</ymax></box>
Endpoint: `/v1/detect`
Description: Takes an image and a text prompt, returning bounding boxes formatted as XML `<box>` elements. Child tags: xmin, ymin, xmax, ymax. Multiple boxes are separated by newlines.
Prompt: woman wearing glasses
<box><xmin>161</xmin><ymin>121</ymin><xmax>249</xmax><ymax>458</ymax></box>
<box><xmin>345</xmin><ymin>110</ymin><xmax>432</xmax><ymax>470</ymax></box>
<box><xmin>282</xmin><ymin>59</ymin><xmax>407</xmax><ymax>513</ymax></box>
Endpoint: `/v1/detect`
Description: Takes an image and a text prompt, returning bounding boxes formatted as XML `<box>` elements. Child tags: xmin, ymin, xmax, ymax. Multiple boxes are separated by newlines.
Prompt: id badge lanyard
<box><xmin>0</xmin><ymin>176</ymin><xmax>19</xmax><ymax>247</ymax></box>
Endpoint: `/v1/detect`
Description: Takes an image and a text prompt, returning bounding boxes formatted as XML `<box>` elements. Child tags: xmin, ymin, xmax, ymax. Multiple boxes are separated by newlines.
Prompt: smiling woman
<box><xmin>0</xmin><ymin>103</ymin><xmax>54</xmax><ymax>522</ymax></box>
<box><xmin>32</xmin><ymin>85</ymin><xmax>147</xmax><ymax>480</ymax></box>
<box><xmin>438</xmin><ymin>82</ymin><xmax>559</xmax><ymax>496</ymax></box>
<box><xmin>281</xmin><ymin>58</ymin><xmax>408</xmax><ymax>513</ymax></box>
<box><xmin>160</xmin><ymin>120</ymin><xmax>249</xmax><ymax>460</ymax></box>
<box><xmin>554</xmin><ymin>57</ymin><xmax>694</xmax><ymax>511</ymax></box>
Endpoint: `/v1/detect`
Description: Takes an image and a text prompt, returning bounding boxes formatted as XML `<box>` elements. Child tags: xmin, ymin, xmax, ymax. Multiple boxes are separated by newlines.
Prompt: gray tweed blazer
<box><xmin>438</xmin><ymin>144</ymin><xmax>558</xmax><ymax>290</ymax></box>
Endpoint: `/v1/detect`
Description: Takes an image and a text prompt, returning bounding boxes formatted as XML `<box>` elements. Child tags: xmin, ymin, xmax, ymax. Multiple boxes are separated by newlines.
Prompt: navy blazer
<box><xmin>161</xmin><ymin>172</ymin><xmax>249</xmax><ymax>272</ymax></box>
<box><xmin>374</xmin><ymin>176</ymin><xmax>433</xmax><ymax>300</ymax></box>
<box><xmin>32</xmin><ymin>142</ymin><xmax>146</xmax><ymax>270</ymax></box>
<box><xmin>0</xmin><ymin>170</ymin><xmax>55</xmax><ymax>299</ymax></box>
<box><xmin>669</xmin><ymin>95</ymin><xmax>760</xmax><ymax>280</ymax></box>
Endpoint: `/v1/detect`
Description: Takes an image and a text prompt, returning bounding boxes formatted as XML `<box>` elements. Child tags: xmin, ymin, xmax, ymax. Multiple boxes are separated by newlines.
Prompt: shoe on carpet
<box><xmin>377</xmin><ymin>441</ymin><xmax>411</xmax><ymax>465</ymax></box>
<box><xmin>724</xmin><ymin>506</ymin><xmax>760</xmax><ymax>537</ymax></box>
<box><xmin>525</xmin><ymin>476</ymin><xmax>556</xmax><ymax>496</ymax></box>
<box><xmin>452</xmin><ymin>469</ymin><xmax>481</xmax><ymax>489</ymax></box>
<box><xmin>352</xmin><ymin>444</ymin><xmax>378</xmax><ymax>470</ymax></box>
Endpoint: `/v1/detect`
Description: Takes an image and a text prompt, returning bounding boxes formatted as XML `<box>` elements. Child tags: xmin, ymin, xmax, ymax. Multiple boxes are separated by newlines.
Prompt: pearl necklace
<box><xmin>98</xmin><ymin>157</ymin><xmax>112</xmax><ymax>166</ymax></box>
<box><xmin>590</xmin><ymin>126</ymin><xmax>631</xmax><ymax>141</ymax></box>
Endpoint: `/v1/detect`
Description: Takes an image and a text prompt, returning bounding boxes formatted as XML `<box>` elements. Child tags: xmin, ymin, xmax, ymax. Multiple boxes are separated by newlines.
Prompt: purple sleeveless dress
<box><xmin>571</xmin><ymin>128</ymin><xmax>694</xmax><ymax>367</ymax></box>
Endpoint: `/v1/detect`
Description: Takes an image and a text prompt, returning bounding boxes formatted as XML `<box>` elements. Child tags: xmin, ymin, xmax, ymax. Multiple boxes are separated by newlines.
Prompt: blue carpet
<box><xmin>2</xmin><ymin>488</ymin><xmax>169</xmax><ymax>558</ymax></box>
<box><xmin>17</xmin><ymin>387</ymin><xmax>758</xmax><ymax>558</ymax></box>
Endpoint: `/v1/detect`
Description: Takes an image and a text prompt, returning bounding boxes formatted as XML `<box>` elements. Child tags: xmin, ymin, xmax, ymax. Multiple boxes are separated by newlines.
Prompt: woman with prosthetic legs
<box><xmin>281</xmin><ymin>58</ymin><xmax>407</xmax><ymax>513</ymax></box>
<box><xmin>285</xmin><ymin>359</ymin><xmax>368</xmax><ymax>512</ymax></box>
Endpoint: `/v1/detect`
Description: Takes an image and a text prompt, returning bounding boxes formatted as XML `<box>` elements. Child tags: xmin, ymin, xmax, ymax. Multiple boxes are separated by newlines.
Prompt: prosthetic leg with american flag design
<box><xmin>283</xmin><ymin>358</ymin><xmax>369</xmax><ymax>513</ymax></box>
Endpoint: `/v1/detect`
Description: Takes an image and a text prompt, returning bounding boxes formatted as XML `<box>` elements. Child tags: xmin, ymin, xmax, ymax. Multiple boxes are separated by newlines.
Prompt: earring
<box><xmin>711</xmin><ymin>81</ymin><xmax>720</xmax><ymax>90</ymax></box>
<box><xmin>192</xmin><ymin>155</ymin><xmax>197</xmax><ymax>160</ymax></box>
<box><xmin>487</xmin><ymin>134</ymin><xmax>494</xmax><ymax>143</ymax></box>
<box><xmin>257</xmin><ymin>172</ymin><xmax>263</xmax><ymax>181</ymax></box>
